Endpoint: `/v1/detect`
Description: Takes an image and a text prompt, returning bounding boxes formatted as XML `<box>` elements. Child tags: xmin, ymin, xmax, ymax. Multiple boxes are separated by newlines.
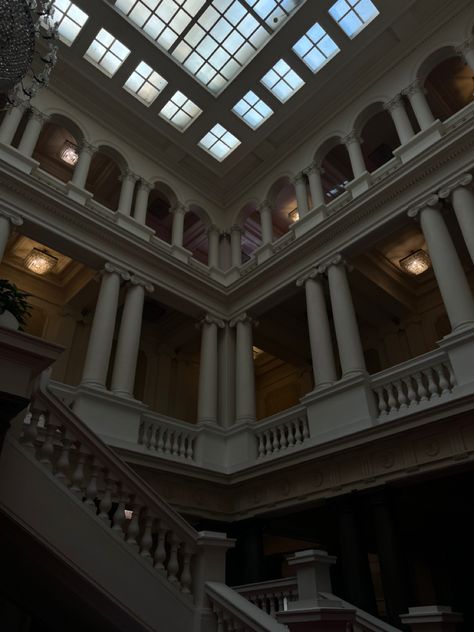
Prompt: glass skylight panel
<box><xmin>84</xmin><ymin>29</ymin><xmax>130</xmax><ymax>77</ymax></box>
<box><xmin>124</xmin><ymin>62</ymin><xmax>168</xmax><ymax>104</ymax></box>
<box><xmin>49</xmin><ymin>0</ymin><xmax>88</xmax><ymax>45</ymax></box>
<box><xmin>329</xmin><ymin>0</ymin><xmax>379</xmax><ymax>38</ymax></box>
<box><xmin>172</xmin><ymin>0</ymin><xmax>270</xmax><ymax>93</ymax></box>
<box><xmin>232</xmin><ymin>91</ymin><xmax>273</xmax><ymax>129</ymax></box>
<box><xmin>199</xmin><ymin>124</ymin><xmax>241</xmax><ymax>161</ymax></box>
<box><xmin>261</xmin><ymin>59</ymin><xmax>304</xmax><ymax>102</ymax></box>
<box><xmin>159</xmin><ymin>91</ymin><xmax>202</xmax><ymax>130</ymax></box>
<box><xmin>243</xmin><ymin>0</ymin><xmax>299</xmax><ymax>29</ymax></box>
<box><xmin>115</xmin><ymin>0</ymin><xmax>206</xmax><ymax>51</ymax></box>
<box><xmin>292</xmin><ymin>22</ymin><xmax>339</xmax><ymax>73</ymax></box>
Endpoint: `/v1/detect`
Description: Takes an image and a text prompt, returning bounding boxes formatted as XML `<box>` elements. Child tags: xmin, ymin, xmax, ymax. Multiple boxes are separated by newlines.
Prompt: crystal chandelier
<box><xmin>0</xmin><ymin>0</ymin><xmax>58</xmax><ymax>107</ymax></box>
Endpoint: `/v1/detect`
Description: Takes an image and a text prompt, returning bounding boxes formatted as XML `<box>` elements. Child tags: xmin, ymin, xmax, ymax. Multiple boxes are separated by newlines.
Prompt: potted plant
<box><xmin>0</xmin><ymin>280</ymin><xmax>31</xmax><ymax>331</ymax></box>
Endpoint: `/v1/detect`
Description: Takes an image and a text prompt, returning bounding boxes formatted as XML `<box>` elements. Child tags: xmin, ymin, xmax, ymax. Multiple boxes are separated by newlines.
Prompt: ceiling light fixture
<box><xmin>24</xmin><ymin>248</ymin><xmax>58</xmax><ymax>275</ymax></box>
<box><xmin>399</xmin><ymin>249</ymin><xmax>431</xmax><ymax>276</ymax></box>
<box><xmin>289</xmin><ymin>208</ymin><xmax>300</xmax><ymax>222</ymax></box>
<box><xmin>59</xmin><ymin>140</ymin><xmax>78</xmax><ymax>165</ymax></box>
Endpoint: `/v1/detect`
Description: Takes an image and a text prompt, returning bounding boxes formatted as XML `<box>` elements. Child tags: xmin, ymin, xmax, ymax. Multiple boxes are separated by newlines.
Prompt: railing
<box><xmin>139</xmin><ymin>413</ymin><xmax>198</xmax><ymax>463</ymax></box>
<box><xmin>370</xmin><ymin>351</ymin><xmax>456</xmax><ymax>418</ymax></box>
<box><xmin>234</xmin><ymin>578</ymin><xmax>298</xmax><ymax>615</ymax></box>
<box><xmin>255</xmin><ymin>406</ymin><xmax>310</xmax><ymax>458</ymax></box>
<box><xmin>319</xmin><ymin>594</ymin><xmax>402</xmax><ymax>632</ymax></box>
<box><xmin>20</xmin><ymin>387</ymin><xmax>199</xmax><ymax>597</ymax></box>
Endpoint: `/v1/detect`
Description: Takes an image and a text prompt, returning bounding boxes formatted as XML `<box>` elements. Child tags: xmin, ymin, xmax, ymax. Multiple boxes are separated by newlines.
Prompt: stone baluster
<box><xmin>81</xmin><ymin>263</ymin><xmax>130</xmax><ymax>389</ymax></box>
<box><xmin>230</xmin><ymin>313</ymin><xmax>258</xmax><ymax>423</ymax></box>
<box><xmin>133</xmin><ymin>179</ymin><xmax>153</xmax><ymax>225</ymax></box>
<box><xmin>304</xmin><ymin>163</ymin><xmax>325</xmax><ymax>209</ymax></box>
<box><xmin>55</xmin><ymin>428</ymin><xmax>72</xmax><ymax>483</ymax></box>
<box><xmin>154</xmin><ymin>520</ymin><xmax>168</xmax><ymax>569</ymax></box>
<box><xmin>0</xmin><ymin>210</ymin><xmax>23</xmax><ymax>262</ymax></box>
<box><xmin>230</xmin><ymin>224</ymin><xmax>243</xmax><ymax>267</ymax></box>
<box><xmin>343</xmin><ymin>130</ymin><xmax>367</xmax><ymax>178</ymax></box>
<box><xmin>297</xmin><ymin>269</ymin><xmax>338</xmax><ymax>388</ymax></box>
<box><xmin>181</xmin><ymin>543</ymin><xmax>193</xmax><ymax>594</ymax></box>
<box><xmin>111</xmin><ymin>275</ymin><xmax>154</xmax><ymax>398</ymax></box>
<box><xmin>291</xmin><ymin>172</ymin><xmax>309</xmax><ymax>218</ymax></box>
<box><xmin>98</xmin><ymin>473</ymin><xmax>113</xmax><ymax>522</ymax></box>
<box><xmin>139</xmin><ymin>513</ymin><xmax>154</xmax><ymax>561</ymax></box>
<box><xmin>197</xmin><ymin>314</ymin><xmax>224</xmax><ymax>424</ymax></box>
<box><xmin>402</xmin><ymin>80</ymin><xmax>435</xmax><ymax>130</ymax></box>
<box><xmin>170</xmin><ymin>202</ymin><xmax>187</xmax><ymax>248</ymax></box>
<box><xmin>374</xmin><ymin>387</ymin><xmax>388</xmax><ymax>415</ymax></box>
<box><xmin>117</xmin><ymin>169</ymin><xmax>138</xmax><ymax>216</ymax></box>
<box><xmin>413</xmin><ymin>372</ymin><xmax>428</xmax><ymax>402</ymax></box>
<box><xmin>456</xmin><ymin>36</ymin><xmax>474</xmax><ymax>74</ymax></box>
<box><xmin>408</xmin><ymin>196</ymin><xmax>474</xmax><ymax>332</ymax></box>
<box><xmin>17</xmin><ymin>108</ymin><xmax>49</xmax><ymax>157</ymax></box>
<box><xmin>207</xmin><ymin>224</ymin><xmax>220</xmax><ymax>268</ymax></box>
<box><xmin>70</xmin><ymin>449</ymin><xmax>87</xmax><ymax>498</ymax></box>
<box><xmin>167</xmin><ymin>533</ymin><xmax>180</xmax><ymax>583</ymax></box>
<box><xmin>324</xmin><ymin>255</ymin><xmax>367</xmax><ymax>377</ymax></box>
<box><xmin>84</xmin><ymin>457</ymin><xmax>99</xmax><ymax>510</ymax></box>
<box><xmin>0</xmin><ymin>101</ymin><xmax>26</xmax><ymax>145</ymax></box>
<box><xmin>125</xmin><ymin>503</ymin><xmax>141</xmax><ymax>549</ymax></box>
<box><xmin>403</xmin><ymin>376</ymin><xmax>417</xmax><ymax>405</ymax></box>
<box><xmin>384</xmin><ymin>95</ymin><xmax>415</xmax><ymax>144</ymax></box>
<box><xmin>439</xmin><ymin>174</ymin><xmax>474</xmax><ymax>264</ymax></box>
<box><xmin>71</xmin><ymin>141</ymin><xmax>96</xmax><ymax>189</ymax></box>
<box><xmin>112</xmin><ymin>487</ymin><xmax>127</xmax><ymax>536</ymax></box>
<box><xmin>257</xmin><ymin>199</ymin><xmax>274</xmax><ymax>245</ymax></box>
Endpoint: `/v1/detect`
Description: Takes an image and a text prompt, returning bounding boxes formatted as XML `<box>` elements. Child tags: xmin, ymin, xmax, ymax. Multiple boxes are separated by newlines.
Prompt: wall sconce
<box><xmin>289</xmin><ymin>208</ymin><xmax>299</xmax><ymax>222</ymax></box>
<box><xmin>59</xmin><ymin>141</ymin><xmax>79</xmax><ymax>166</ymax></box>
<box><xmin>399</xmin><ymin>249</ymin><xmax>431</xmax><ymax>276</ymax></box>
<box><xmin>24</xmin><ymin>248</ymin><xmax>58</xmax><ymax>275</ymax></box>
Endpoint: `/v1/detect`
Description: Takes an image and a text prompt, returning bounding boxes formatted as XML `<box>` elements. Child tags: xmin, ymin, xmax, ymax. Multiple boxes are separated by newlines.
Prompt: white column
<box><xmin>305</xmin><ymin>163</ymin><xmax>325</xmax><ymax>209</ymax></box>
<box><xmin>111</xmin><ymin>275</ymin><xmax>154</xmax><ymax>398</ymax></box>
<box><xmin>343</xmin><ymin>131</ymin><xmax>366</xmax><ymax>179</ymax></box>
<box><xmin>408</xmin><ymin>197</ymin><xmax>474</xmax><ymax>332</ymax></box>
<box><xmin>403</xmin><ymin>80</ymin><xmax>435</xmax><ymax>130</ymax></box>
<box><xmin>456</xmin><ymin>37</ymin><xmax>474</xmax><ymax>74</ymax></box>
<box><xmin>0</xmin><ymin>211</ymin><xmax>23</xmax><ymax>262</ymax></box>
<box><xmin>117</xmin><ymin>169</ymin><xmax>138</xmax><ymax>216</ymax></box>
<box><xmin>439</xmin><ymin>174</ymin><xmax>474</xmax><ymax>264</ymax></box>
<box><xmin>326</xmin><ymin>255</ymin><xmax>366</xmax><ymax>376</ymax></box>
<box><xmin>17</xmin><ymin>108</ymin><xmax>49</xmax><ymax>157</ymax></box>
<box><xmin>384</xmin><ymin>95</ymin><xmax>415</xmax><ymax>144</ymax></box>
<box><xmin>81</xmin><ymin>263</ymin><xmax>129</xmax><ymax>389</ymax></box>
<box><xmin>207</xmin><ymin>224</ymin><xmax>220</xmax><ymax>268</ymax></box>
<box><xmin>297</xmin><ymin>270</ymin><xmax>337</xmax><ymax>387</ymax></box>
<box><xmin>71</xmin><ymin>141</ymin><xmax>96</xmax><ymax>189</ymax></box>
<box><xmin>230</xmin><ymin>224</ymin><xmax>243</xmax><ymax>267</ymax></box>
<box><xmin>133</xmin><ymin>180</ymin><xmax>153</xmax><ymax>225</ymax></box>
<box><xmin>170</xmin><ymin>202</ymin><xmax>187</xmax><ymax>248</ymax></box>
<box><xmin>218</xmin><ymin>324</ymin><xmax>236</xmax><ymax>429</ymax></box>
<box><xmin>292</xmin><ymin>172</ymin><xmax>309</xmax><ymax>218</ymax></box>
<box><xmin>197</xmin><ymin>315</ymin><xmax>223</xmax><ymax>424</ymax></box>
<box><xmin>231</xmin><ymin>313</ymin><xmax>257</xmax><ymax>423</ymax></box>
<box><xmin>0</xmin><ymin>103</ymin><xmax>26</xmax><ymax>145</ymax></box>
<box><xmin>258</xmin><ymin>200</ymin><xmax>274</xmax><ymax>245</ymax></box>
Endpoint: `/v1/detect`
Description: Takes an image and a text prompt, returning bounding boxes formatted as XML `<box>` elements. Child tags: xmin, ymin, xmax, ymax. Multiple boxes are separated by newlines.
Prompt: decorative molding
<box><xmin>103</xmin><ymin>262</ymin><xmax>130</xmax><ymax>281</ymax></box>
<box><xmin>78</xmin><ymin>140</ymin><xmax>97</xmax><ymax>155</ymax></box>
<box><xmin>137</xmin><ymin>179</ymin><xmax>154</xmax><ymax>193</ymax></box>
<box><xmin>438</xmin><ymin>173</ymin><xmax>473</xmax><ymax>199</ymax></box>
<box><xmin>28</xmin><ymin>107</ymin><xmax>50</xmax><ymax>124</ymax></box>
<box><xmin>0</xmin><ymin>208</ymin><xmax>23</xmax><ymax>226</ymax></box>
<box><xmin>229</xmin><ymin>313</ymin><xmax>258</xmax><ymax>328</ymax></box>
<box><xmin>296</xmin><ymin>268</ymin><xmax>321</xmax><ymax>287</ymax></box>
<box><xmin>383</xmin><ymin>94</ymin><xmax>403</xmax><ymax>113</ymax></box>
<box><xmin>169</xmin><ymin>201</ymin><xmax>187</xmax><ymax>215</ymax></box>
<box><xmin>119</xmin><ymin>169</ymin><xmax>139</xmax><ymax>183</ymax></box>
<box><xmin>455</xmin><ymin>36</ymin><xmax>474</xmax><ymax>56</ymax></box>
<box><xmin>198</xmin><ymin>314</ymin><xmax>225</xmax><ymax>329</ymax></box>
<box><xmin>130</xmin><ymin>274</ymin><xmax>154</xmax><ymax>293</ymax></box>
<box><xmin>407</xmin><ymin>193</ymin><xmax>440</xmax><ymax>219</ymax></box>
<box><xmin>230</xmin><ymin>224</ymin><xmax>244</xmax><ymax>235</ymax></box>
<box><xmin>256</xmin><ymin>199</ymin><xmax>274</xmax><ymax>214</ymax></box>
<box><xmin>318</xmin><ymin>253</ymin><xmax>352</xmax><ymax>273</ymax></box>
<box><xmin>402</xmin><ymin>79</ymin><xmax>424</xmax><ymax>97</ymax></box>
<box><xmin>304</xmin><ymin>163</ymin><xmax>324</xmax><ymax>177</ymax></box>
<box><xmin>342</xmin><ymin>130</ymin><xmax>362</xmax><ymax>145</ymax></box>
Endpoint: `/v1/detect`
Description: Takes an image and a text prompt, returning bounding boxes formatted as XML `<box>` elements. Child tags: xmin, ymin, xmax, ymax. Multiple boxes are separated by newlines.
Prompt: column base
<box><xmin>393</xmin><ymin>120</ymin><xmax>443</xmax><ymax>163</ymax></box>
<box><xmin>114</xmin><ymin>212</ymin><xmax>155</xmax><ymax>241</ymax></box>
<box><xmin>66</xmin><ymin>181</ymin><xmax>93</xmax><ymax>205</ymax></box>
<box><xmin>79</xmin><ymin>379</ymin><xmax>107</xmax><ymax>391</ymax></box>
<box><xmin>0</xmin><ymin>142</ymin><xmax>39</xmax><ymax>174</ymax></box>
<box><xmin>170</xmin><ymin>244</ymin><xmax>191</xmax><ymax>263</ymax></box>
<box><xmin>400</xmin><ymin>606</ymin><xmax>463</xmax><ymax>632</ymax></box>
<box><xmin>344</xmin><ymin>171</ymin><xmax>372</xmax><ymax>198</ymax></box>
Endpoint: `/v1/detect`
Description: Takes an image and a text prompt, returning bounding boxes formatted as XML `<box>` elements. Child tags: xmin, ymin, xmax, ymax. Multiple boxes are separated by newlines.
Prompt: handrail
<box><xmin>320</xmin><ymin>593</ymin><xmax>402</xmax><ymax>632</ymax></box>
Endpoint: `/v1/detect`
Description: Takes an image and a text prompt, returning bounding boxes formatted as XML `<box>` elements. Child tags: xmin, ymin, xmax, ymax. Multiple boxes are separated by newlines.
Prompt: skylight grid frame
<box><xmin>124</xmin><ymin>61</ymin><xmax>168</xmax><ymax>105</ymax></box>
<box><xmin>260</xmin><ymin>58</ymin><xmax>304</xmax><ymax>103</ymax></box>
<box><xmin>243</xmin><ymin>0</ymin><xmax>299</xmax><ymax>28</ymax></box>
<box><xmin>84</xmin><ymin>29</ymin><xmax>131</xmax><ymax>77</ymax></box>
<box><xmin>232</xmin><ymin>90</ymin><xmax>273</xmax><ymax>129</ymax></box>
<box><xmin>48</xmin><ymin>0</ymin><xmax>89</xmax><ymax>46</ymax></box>
<box><xmin>292</xmin><ymin>22</ymin><xmax>340</xmax><ymax>73</ymax></box>
<box><xmin>199</xmin><ymin>123</ymin><xmax>241</xmax><ymax>161</ymax></box>
<box><xmin>159</xmin><ymin>90</ymin><xmax>203</xmax><ymax>131</ymax></box>
<box><xmin>172</xmin><ymin>0</ymin><xmax>270</xmax><ymax>93</ymax></box>
<box><xmin>329</xmin><ymin>0</ymin><xmax>379</xmax><ymax>38</ymax></box>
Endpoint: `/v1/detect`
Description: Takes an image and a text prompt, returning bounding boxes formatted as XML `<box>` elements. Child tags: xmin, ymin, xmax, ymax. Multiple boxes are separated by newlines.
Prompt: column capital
<box><xmin>230</xmin><ymin>224</ymin><xmax>244</xmax><ymax>235</ymax></box>
<box><xmin>343</xmin><ymin>130</ymin><xmax>362</xmax><ymax>146</ymax></box>
<box><xmin>257</xmin><ymin>199</ymin><xmax>274</xmax><ymax>213</ymax></box>
<box><xmin>402</xmin><ymin>79</ymin><xmax>424</xmax><ymax>97</ymax></box>
<box><xmin>197</xmin><ymin>314</ymin><xmax>225</xmax><ymax>329</ymax></box>
<box><xmin>103</xmin><ymin>262</ymin><xmax>130</xmax><ymax>280</ymax></box>
<box><xmin>78</xmin><ymin>140</ymin><xmax>97</xmax><ymax>156</ymax></box>
<box><xmin>455</xmin><ymin>36</ymin><xmax>474</xmax><ymax>56</ymax></box>
<box><xmin>320</xmin><ymin>253</ymin><xmax>353</xmax><ymax>273</ymax></box>
<box><xmin>206</xmin><ymin>223</ymin><xmax>220</xmax><ymax>236</ymax></box>
<box><xmin>170</xmin><ymin>201</ymin><xmax>187</xmax><ymax>215</ymax></box>
<box><xmin>0</xmin><ymin>209</ymin><xmax>23</xmax><ymax>227</ymax></box>
<box><xmin>137</xmin><ymin>178</ymin><xmax>154</xmax><ymax>193</ymax></box>
<box><xmin>304</xmin><ymin>162</ymin><xmax>324</xmax><ymax>177</ymax></box>
<box><xmin>439</xmin><ymin>173</ymin><xmax>473</xmax><ymax>199</ymax></box>
<box><xmin>28</xmin><ymin>107</ymin><xmax>50</xmax><ymax>124</ymax></box>
<box><xmin>119</xmin><ymin>168</ymin><xmax>139</xmax><ymax>183</ymax></box>
<box><xmin>130</xmin><ymin>274</ymin><xmax>154</xmax><ymax>293</ymax></box>
<box><xmin>383</xmin><ymin>94</ymin><xmax>404</xmax><ymax>112</ymax></box>
<box><xmin>290</xmin><ymin>171</ymin><xmax>306</xmax><ymax>185</ymax></box>
<box><xmin>229</xmin><ymin>313</ymin><xmax>259</xmax><ymax>328</ymax></box>
<box><xmin>407</xmin><ymin>194</ymin><xmax>440</xmax><ymax>219</ymax></box>
<box><xmin>296</xmin><ymin>267</ymin><xmax>323</xmax><ymax>287</ymax></box>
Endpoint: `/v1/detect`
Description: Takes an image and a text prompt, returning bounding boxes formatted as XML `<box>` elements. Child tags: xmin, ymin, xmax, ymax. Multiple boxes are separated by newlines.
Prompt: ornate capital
<box><xmin>296</xmin><ymin>268</ymin><xmax>322</xmax><ymax>287</ymax></box>
<box><xmin>138</xmin><ymin>179</ymin><xmax>154</xmax><ymax>193</ymax></box>
<box><xmin>229</xmin><ymin>313</ymin><xmax>259</xmax><ymax>328</ymax></box>
<box><xmin>103</xmin><ymin>262</ymin><xmax>130</xmax><ymax>281</ymax></box>
<box><xmin>206</xmin><ymin>223</ymin><xmax>220</xmax><ymax>236</ymax></box>
<box><xmin>304</xmin><ymin>162</ymin><xmax>324</xmax><ymax>177</ymax></box>
<box><xmin>230</xmin><ymin>224</ymin><xmax>244</xmax><ymax>235</ymax></box>
<box><xmin>407</xmin><ymin>194</ymin><xmax>440</xmax><ymax>219</ymax></box>
<box><xmin>319</xmin><ymin>253</ymin><xmax>352</xmax><ymax>273</ymax></box>
<box><xmin>257</xmin><ymin>199</ymin><xmax>274</xmax><ymax>214</ymax></box>
<box><xmin>197</xmin><ymin>314</ymin><xmax>225</xmax><ymax>329</ymax></box>
<box><xmin>28</xmin><ymin>107</ymin><xmax>50</xmax><ymax>124</ymax></box>
<box><xmin>78</xmin><ymin>140</ymin><xmax>97</xmax><ymax>156</ymax></box>
<box><xmin>383</xmin><ymin>94</ymin><xmax>403</xmax><ymax>113</ymax></box>
<box><xmin>119</xmin><ymin>168</ymin><xmax>138</xmax><ymax>183</ymax></box>
<box><xmin>130</xmin><ymin>274</ymin><xmax>154</xmax><ymax>293</ymax></box>
<box><xmin>170</xmin><ymin>202</ymin><xmax>187</xmax><ymax>215</ymax></box>
<box><xmin>455</xmin><ymin>36</ymin><xmax>474</xmax><ymax>56</ymax></box>
<box><xmin>0</xmin><ymin>209</ymin><xmax>23</xmax><ymax>226</ymax></box>
<box><xmin>402</xmin><ymin>79</ymin><xmax>423</xmax><ymax>98</ymax></box>
<box><xmin>439</xmin><ymin>173</ymin><xmax>473</xmax><ymax>199</ymax></box>
<box><xmin>290</xmin><ymin>172</ymin><xmax>306</xmax><ymax>186</ymax></box>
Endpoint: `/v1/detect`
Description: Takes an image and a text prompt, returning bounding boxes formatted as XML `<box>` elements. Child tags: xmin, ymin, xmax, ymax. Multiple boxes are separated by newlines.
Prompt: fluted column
<box><xmin>71</xmin><ymin>141</ymin><xmax>96</xmax><ymax>189</ymax></box>
<box><xmin>230</xmin><ymin>224</ymin><xmax>243</xmax><ymax>267</ymax></box>
<box><xmin>384</xmin><ymin>95</ymin><xmax>415</xmax><ymax>144</ymax></box>
<box><xmin>81</xmin><ymin>263</ymin><xmax>130</xmax><ymax>389</ymax></box>
<box><xmin>257</xmin><ymin>200</ymin><xmax>274</xmax><ymax>245</ymax></box>
<box><xmin>230</xmin><ymin>313</ymin><xmax>258</xmax><ymax>423</ymax></box>
<box><xmin>408</xmin><ymin>196</ymin><xmax>474</xmax><ymax>332</ymax></box>
<box><xmin>0</xmin><ymin>211</ymin><xmax>23</xmax><ymax>262</ymax></box>
<box><xmin>439</xmin><ymin>174</ymin><xmax>474</xmax><ymax>264</ymax></box>
<box><xmin>207</xmin><ymin>224</ymin><xmax>220</xmax><ymax>268</ymax></box>
<box><xmin>118</xmin><ymin>169</ymin><xmax>138</xmax><ymax>216</ymax></box>
<box><xmin>305</xmin><ymin>163</ymin><xmax>325</xmax><ymax>209</ymax></box>
<box><xmin>402</xmin><ymin>80</ymin><xmax>435</xmax><ymax>130</ymax></box>
<box><xmin>197</xmin><ymin>314</ymin><xmax>224</xmax><ymax>424</ymax></box>
<box><xmin>133</xmin><ymin>180</ymin><xmax>153</xmax><ymax>225</ymax></box>
<box><xmin>456</xmin><ymin>37</ymin><xmax>474</xmax><ymax>74</ymax></box>
<box><xmin>0</xmin><ymin>102</ymin><xmax>26</xmax><ymax>145</ymax></box>
<box><xmin>343</xmin><ymin>131</ymin><xmax>366</xmax><ymax>178</ymax></box>
<box><xmin>170</xmin><ymin>202</ymin><xmax>187</xmax><ymax>248</ymax></box>
<box><xmin>325</xmin><ymin>255</ymin><xmax>366</xmax><ymax>376</ymax></box>
<box><xmin>292</xmin><ymin>172</ymin><xmax>309</xmax><ymax>218</ymax></box>
<box><xmin>111</xmin><ymin>275</ymin><xmax>154</xmax><ymax>397</ymax></box>
<box><xmin>297</xmin><ymin>269</ymin><xmax>337</xmax><ymax>387</ymax></box>
<box><xmin>17</xmin><ymin>108</ymin><xmax>49</xmax><ymax>157</ymax></box>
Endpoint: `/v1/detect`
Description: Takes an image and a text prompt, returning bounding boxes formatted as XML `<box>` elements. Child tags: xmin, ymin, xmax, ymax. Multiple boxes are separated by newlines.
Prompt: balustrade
<box><xmin>255</xmin><ymin>409</ymin><xmax>310</xmax><ymax>458</ymax></box>
<box><xmin>234</xmin><ymin>578</ymin><xmax>298</xmax><ymax>615</ymax></box>
<box><xmin>139</xmin><ymin>416</ymin><xmax>196</xmax><ymax>462</ymax></box>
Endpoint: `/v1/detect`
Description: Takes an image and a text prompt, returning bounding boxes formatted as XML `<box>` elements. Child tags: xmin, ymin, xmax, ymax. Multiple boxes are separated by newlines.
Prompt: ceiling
<box><xmin>47</xmin><ymin>0</ymin><xmax>453</xmax><ymax>203</ymax></box>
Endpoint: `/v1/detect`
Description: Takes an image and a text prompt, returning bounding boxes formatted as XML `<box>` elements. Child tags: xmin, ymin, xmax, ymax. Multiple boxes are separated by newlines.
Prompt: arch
<box><xmin>183</xmin><ymin>203</ymin><xmax>210</xmax><ymax>264</ymax></box>
<box><xmin>185</xmin><ymin>200</ymin><xmax>212</xmax><ymax>228</ymax></box>
<box><xmin>423</xmin><ymin>54</ymin><xmax>474</xmax><ymax>121</ymax></box>
<box><xmin>357</xmin><ymin>103</ymin><xmax>399</xmax><ymax>173</ymax></box>
<box><xmin>86</xmin><ymin>144</ymin><xmax>127</xmax><ymax>212</ymax></box>
<box><xmin>236</xmin><ymin>201</ymin><xmax>261</xmax><ymax>260</ymax></box>
<box><xmin>145</xmin><ymin>182</ymin><xmax>179</xmax><ymax>244</ymax></box>
<box><xmin>315</xmin><ymin>136</ymin><xmax>353</xmax><ymax>203</ymax></box>
<box><xmin>415</xmin><ymin>45</ymin><xmax>459</xmax><ymax>84</ymax></box>
<box><xmin>32</xmin><ymin>114</ymin><xmax>84</xmax><ymax>183</ymax></box>
<box><xmin>351</xmin><ymin>100</ymin><xmax>386</xmax><ymax>134</ymax></box>
<box><xmin>266</xmin><ymin>176</ymin><xmax>296</xmax><ymax>237</ymax></box>
<box><xmin>234</xmin><ymin>198</ymin><xmax>259</xmax><ymax>226</ymax></box>
<box><xmin>93</xmin><ymin>143</ymin><xmax>129</xmax><ymax>172</ymax></box>
<box><xmin>312</xmin><ymin>133</ymin><xmax>345</xmax><ymax>167</ymax></box>
<box><xmin>43</xmin><ymin>108</ymin><xmax>88</xmax><ymax>141</ymax></box>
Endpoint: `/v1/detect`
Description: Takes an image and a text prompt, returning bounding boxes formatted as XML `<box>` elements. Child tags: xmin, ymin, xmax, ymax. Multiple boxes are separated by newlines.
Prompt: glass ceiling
<box><xmin>199</xmin><ymin>123</ymin><xmax>241</xmax><ymax>160</ymax></box>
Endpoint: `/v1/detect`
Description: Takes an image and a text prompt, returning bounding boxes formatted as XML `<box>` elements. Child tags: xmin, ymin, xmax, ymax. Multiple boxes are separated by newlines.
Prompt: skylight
<box><xmin>261</xmin><ymin>59</ymin><xmax>304</xmax><ymax>102</ymax></box>
<box><xmin>329</xmin><ymin>0</ymin><xmax>379</xmax><ymax>38</ymax></box>
<box><xmin>124</xmin><ymin>62</ymin><xmax>168</xmax><ymax>105</ymax></box>
<box><xmin>232</xmin><ymin>91</ymin><xmax>273</xmax><ymax>129</ymax></box>
<box><xmin>243</xmin><ymin>0</ymin><xmax>299</xmax><ymax>28</ymax></box>
<box><xmin>199</xmin><ymin>124</ymin><xmax>241</xmax><ymax>161</ymax></box>
<box><xmin>159</xmin><ymin>91</ymin><xmax>202</xmax><ymax>131</ymax></box>
<box><xmin>49</xmin><ymin>0</ymin><xmax>88</xmax><ymax>46</ymax></box>
<box><xmin>292</xmin><ymin>22</ymin><xmax>340</xmax><ymax>73</ymax></box>
<box><xmin>84</xmin><ymin>29</ymin><xmax>131</xmax><ymax>77</ymax></box>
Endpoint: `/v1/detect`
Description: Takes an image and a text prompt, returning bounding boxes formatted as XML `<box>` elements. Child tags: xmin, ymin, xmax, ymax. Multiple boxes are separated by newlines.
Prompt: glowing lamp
<box><xmin>399</xmin><ymin>250</ymin><xmax>431</xmax><ymax>276</ymax></box>
<box><xmin>24</xmin><ymin>248</ymin><xmax>58</xmax><ymax>275</ymax></box>
<box><xmin>60</xmin><ymin>141</ymin><xmax>79</xmax><ymax>165</ymax></box>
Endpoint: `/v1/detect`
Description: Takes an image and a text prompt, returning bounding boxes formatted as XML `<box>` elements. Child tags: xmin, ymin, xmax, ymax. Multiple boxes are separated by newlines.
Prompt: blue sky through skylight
<box><xmin>292</xmin><ymin>22</ymin><xmax>340</xmax><ymax>72</ymax></box>
<box><xmin>329</xmin><ymin>0</ymin><xmax>379</xmax><ymax>38</ymax></box>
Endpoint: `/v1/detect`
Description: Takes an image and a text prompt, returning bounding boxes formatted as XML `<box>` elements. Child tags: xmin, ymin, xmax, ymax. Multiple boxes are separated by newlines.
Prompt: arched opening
<box><xmin>183</xmin><ymin>205</ymin><xmax>208</xmax><ymax>264</ymax></box>
<box><xmin>86</xmin><ymin>146</ymin><xmax>125</xmax><ymax>212</ymax></box>
<box><xmin>358</xmin><ymin>106</ymin><xmax>399</xmax><ymax>172</ymax></box>
<box><xmin>267</xmin><ymin>177</ymin><xmax>295</xmax><ymax>236</ymax></box>
<box><xmin>145</xmin><ymin>183</ymin><xmax>176</xmax><ymax>243</ymax></box>
<box><xmin>238</xmin><ymin>202</ymin><xmax>261</xmax><ymax>261</ymax></box>
<box><xmin>317</xmin><ymin>139</ymin><xmax>353</xmax><ymax>203</ymax></box>
<box><xmin>424</xmin><ymin>55</ymin><xmax>474</xmax><ymax>121</ymax></box>
<box><xmin>32</xmin><ymin>115</ymin><xmax>83</xmax><ymax>183</ymax></box>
